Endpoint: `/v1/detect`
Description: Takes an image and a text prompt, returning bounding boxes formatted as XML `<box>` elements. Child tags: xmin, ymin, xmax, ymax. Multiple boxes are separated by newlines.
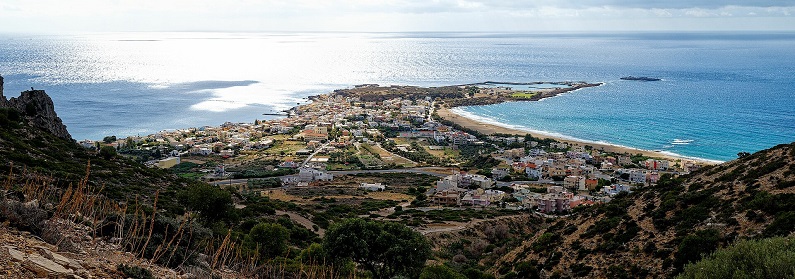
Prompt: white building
<box><xmin>359</xmin><ymin>183</ymin><xmax>386</xmax><ymax>191</ymax></box>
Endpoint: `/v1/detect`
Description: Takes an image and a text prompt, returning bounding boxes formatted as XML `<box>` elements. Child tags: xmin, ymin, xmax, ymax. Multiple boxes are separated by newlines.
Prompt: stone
<box><xmin>4</xmin><ymin>245</ymin><xmax>26</xmax><ymax>262</ymax></box>
<box><xmin>22</xmin><ymin>254</ymin><xmax>74</xmax><ymax>277</ymax></box>
<box><xmin>24</xmin><ymin>199</ymin><xmax>39</xmax><ymax>208</ymax></box>
<box><xmin>37</xmin><ymin>246</ymin><xmax>84</xmax><ymax>270</ymax></box>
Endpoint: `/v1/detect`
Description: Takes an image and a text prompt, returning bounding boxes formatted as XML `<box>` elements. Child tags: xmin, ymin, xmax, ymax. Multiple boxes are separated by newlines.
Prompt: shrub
<box><xmin>117</xmin><ymin>264</ymin><xmax>154</xmax><ymax>279</ymax></box>
<box><xmin>244</xmin><ymin>222</ymin><xmax>289</xmax><ymax>259</ymax></box>
<box><xmin>674</xmin><ymin>229</ymin><xmax>721</xmax><ymax>270</ymax></box>
<box><xmin>677</xmin><ymin>237</ymin><xmax>795</xmax><ymax>279</ymax></box>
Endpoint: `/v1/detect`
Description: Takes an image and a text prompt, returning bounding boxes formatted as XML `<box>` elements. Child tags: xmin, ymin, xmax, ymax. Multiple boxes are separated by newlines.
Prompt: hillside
<box><xmin>496</xmin><ymin>142</ymin><xmax>795</xmax><ymax>278</ymax></box>
<box><xmin>0</xmin><ymin>79</ymin><xmax>241</xmax><ymax>278</ymax></box>
<box><xmin>1</xmin><ymin>81</ymin><xmax>192</xmax><ymax>215</ymax></box>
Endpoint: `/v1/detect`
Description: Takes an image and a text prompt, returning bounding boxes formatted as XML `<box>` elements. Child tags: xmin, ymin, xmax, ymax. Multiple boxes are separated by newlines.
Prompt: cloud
<box><xmin>0</xmin><ymin>0</ymin><xmax>793</xmax><ymax>32</ymax></box>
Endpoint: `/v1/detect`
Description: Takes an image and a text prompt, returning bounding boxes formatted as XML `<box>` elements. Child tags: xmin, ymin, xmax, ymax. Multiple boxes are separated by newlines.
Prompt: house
<box><xmin>492</xmin><ymin>168</ymin><xmax>510</xmax><ymax>180</ymax></box>
<box><xmin>584</xmin><ymin>178</ymin><xmax>599</xmax><ymax>191</ymax></box>
<box><xmin>219</xmin><ymin>149</ymin><xmax>235</xmax><ymax>158</ymax></box>
<box><xmin>298</xmin><ymin>167</ymin><xmax>333</xmax><ymax>182</ymax></box>
<box><xmin>603</xmin><ymin>184</ymin><xmax>632</xmax><ymax>196</ymax></box>
<box><xmin>629</xmin><ymin>170</ymin><xmax>646</xmax><ymax>184</ymax></box>
<box><xmin>430</xmin><ymin>188</ymin><xmax>464</xmax><ymax>206</ymax></box>
<box><xmin>359</xmin><ymin>183</ymin><xmax>386</xmax><ymax>191</ymax></box>
<box><xmin>645</xmin><ymin>159</ymin><xmax>669</xmax><ymax>171</ymax></box>
<box><xmin>279</xmin><ymin>160</ymin><xmax>300</xmax><ymax>168</ymax></box>
<box><xmin>537</xmin><ymin>194</ymin><xmax>571</xmax><ymax>213</ymax></box>
<box><xmin>303</xmin><ymin>132</ymin><xmax>328</xmax><ymax>142</ymax></box>
<box><xmin>470</xmin><ymin>175</ymin><xmax>494</xmax><ymax>189</ymax></box>
<box><xmin>526</xmin><ymin>166</ymin><xmax>542</xmax><ymax>180</ymax></box>
<box><xmin>563</xmin><ymin>176</ymin><xmax>585</xmax><ymax>190</ymax></box>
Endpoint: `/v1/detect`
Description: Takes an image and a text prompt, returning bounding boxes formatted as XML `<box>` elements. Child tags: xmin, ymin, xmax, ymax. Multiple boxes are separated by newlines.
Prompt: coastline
<box><xmin>436</xmin><ymin>107</ymin><xmax>721</xmax><ymax>165</ymax></box>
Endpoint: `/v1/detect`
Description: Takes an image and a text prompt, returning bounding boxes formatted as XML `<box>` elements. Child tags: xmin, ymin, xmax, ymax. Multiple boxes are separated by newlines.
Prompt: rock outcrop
<box><xmin>0</xmin><ymin>74</ymin><xmax>72</xmax><ymax>140</ymax></box>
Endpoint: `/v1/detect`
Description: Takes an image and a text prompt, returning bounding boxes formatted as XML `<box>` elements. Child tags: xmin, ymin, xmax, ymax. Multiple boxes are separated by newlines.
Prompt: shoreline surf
<box><xmin>439</xmin><ymin>106</ymin><xmax>723</xmax><ymax>165</ymax></box>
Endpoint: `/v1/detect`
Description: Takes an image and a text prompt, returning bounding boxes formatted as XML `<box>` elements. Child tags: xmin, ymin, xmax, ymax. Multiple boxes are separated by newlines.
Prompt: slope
<box><xmin>496</xmin><ymin>142</ymin><xmax>795</xmax><ymax>278</ymax></box>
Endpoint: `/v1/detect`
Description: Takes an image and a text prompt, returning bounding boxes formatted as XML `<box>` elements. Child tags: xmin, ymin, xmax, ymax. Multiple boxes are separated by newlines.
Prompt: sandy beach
<box><xmin>437</xmin><ymin>107</ymin><xmax>719</xmax><ymax>164</ymax></box>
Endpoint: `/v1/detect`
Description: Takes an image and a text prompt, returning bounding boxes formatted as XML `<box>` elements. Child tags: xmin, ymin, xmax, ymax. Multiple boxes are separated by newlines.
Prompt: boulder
<box><xmin>22</xmin><ymin>254</ymin><xmax>74</xmax><ymax>277</ymax></box>
<box><xmin>4</xmin><ymin>245</ymin><xmax>26</xmax><ymax>262</ymax></box>
<box><xmin>37</xmin><ymin>246</ymin><xmax>84</xmax><ymax>270</ymax></box>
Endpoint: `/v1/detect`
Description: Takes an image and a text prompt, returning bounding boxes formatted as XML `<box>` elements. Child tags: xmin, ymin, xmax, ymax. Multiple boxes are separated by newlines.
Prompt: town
<box><xmin>80</xmin><ymin>83</ymin><xmax>706</xmax><ymax>216</ymax></box>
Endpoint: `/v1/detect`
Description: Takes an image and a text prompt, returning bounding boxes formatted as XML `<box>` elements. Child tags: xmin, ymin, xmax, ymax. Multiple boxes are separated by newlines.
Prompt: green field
<box><xmin>511</xmin><ymin>91</ymin><xmax>539</xmax><ymax>99</ymax></box>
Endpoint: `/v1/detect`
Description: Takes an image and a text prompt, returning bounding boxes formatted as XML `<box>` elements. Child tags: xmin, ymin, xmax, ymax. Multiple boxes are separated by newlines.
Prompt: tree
<box><xmin>737</xmin><ymin>151</ymin><xmax>751</xmax><ymax>158</ymax></box>
<box><xmin>103</xmin><ymin>135</ymin><xmax>117</xmax><ymax>143</ymax></box>
<box><xmin>99</xmin><ymin>146</ymin><xmax>117</xmax><ymax>160</ymax></box>
<box><xmin>244</xmin><ymin>222</ymin><xmax>289</xmax><ymax>259</ymax></box>
<box><xmin>674</xmin><ymin>229</ymin><xmax>721</xmax><ymax>270</ymax></box>
<box><xmin>323</xmin><ymin>218</ymin><xmax>431</xmax><ymax>279</ymax></box>
<box><xmin>179</xmin><ymin>183</ymin><xmax>234</xmax><ymax>224</ymax></box>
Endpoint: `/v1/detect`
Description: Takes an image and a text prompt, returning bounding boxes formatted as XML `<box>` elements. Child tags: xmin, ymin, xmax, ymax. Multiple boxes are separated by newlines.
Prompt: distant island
<box><xmin>620</xmin><ymin>76</ymin><xmax>661</xmax><ymax>81</ymax></box>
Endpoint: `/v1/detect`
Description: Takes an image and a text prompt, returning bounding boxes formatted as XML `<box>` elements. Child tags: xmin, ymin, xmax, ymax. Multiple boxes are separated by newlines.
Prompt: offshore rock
<box><xmin>0</xmin><ymin>74</ymin><xmax>73</xmax><ymax>140</ymax></box>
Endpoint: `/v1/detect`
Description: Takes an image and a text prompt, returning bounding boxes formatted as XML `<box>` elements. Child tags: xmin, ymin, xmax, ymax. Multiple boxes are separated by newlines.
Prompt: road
<box><xmin>210</xmin><ymin>169</ymin><xmax>555</xmax><ymax>187</ymax></box>
<box><xmin>210</xmin><ymin>167</ymin><xmax>451</xmax><ymax>186</ymax></box>
<box><xmin>275</xmin><ymin>210</ymin><xmax>325</xmax><ymax>237</ymax></box>
<box><xmin>302</xmin><ymin>142</ymin><xmax>329</xmax><ymax>167</ymax></box>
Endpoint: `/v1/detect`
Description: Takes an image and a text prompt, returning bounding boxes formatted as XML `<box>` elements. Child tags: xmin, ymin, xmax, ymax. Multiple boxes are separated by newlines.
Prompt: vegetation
<box><xmin>678</xmin><ymin>237</ymin><xmax>795</xmax><ymax>279</ymax></box>
<box><xmin>323</xmin><ymin>218</ymin><xmax>432</xmax><ymax>279</ymax></box>
<box><xmin>117</xmin><ymin>264</ymin><xmax>155</xmax><ymax>279</ymax></box>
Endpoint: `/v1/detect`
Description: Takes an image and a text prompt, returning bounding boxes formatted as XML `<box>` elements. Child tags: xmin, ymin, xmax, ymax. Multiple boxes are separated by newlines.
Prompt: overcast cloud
<box><xmin>0</xmin><ymin>0</ymin><xmax>793</xmax><ymax>32</ymax></box>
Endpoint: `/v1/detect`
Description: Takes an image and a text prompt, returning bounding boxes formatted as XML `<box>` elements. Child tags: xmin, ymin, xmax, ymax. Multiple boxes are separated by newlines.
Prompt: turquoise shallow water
<box><xmin>1</xmin><ymin>32</ymin><xmax>794</xmax><ymax>161</ymax></box>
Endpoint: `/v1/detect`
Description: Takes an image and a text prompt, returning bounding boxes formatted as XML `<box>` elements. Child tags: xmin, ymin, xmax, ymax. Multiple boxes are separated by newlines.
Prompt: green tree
<box><xmin>323</xmin><ymin>218</ymin><xmax>431</xmax><ymax>279</ymax></box>
<box><xmin>99</xmin><ymin>145</ymin><xmax>117</xmax><ymax>160</ymax></box>
<box><xmin>420</xmin><ymin>265</ymin><xmax>466</xmax><ymax>279</ymax></box>
<box><xmin>179</xmin><ymin>183</ymin><xmax>234</xmax><ymax>224</ymax></box>
<box><xmin>677</xmin><ymin>237</ymin><xmax>795</xmax><ymax>279</ymax></box>
<box><xmin>103</xmin><ymin>135</ymin><xmax>117</xmax><ymax>143</ymax></box>
<box><xmin>674</xmin><ymin>229</ymin><xmax>721</xmax><ymax>270</ymax></box>
<box><xmin>244</xmin><ymin>222</ymin><xmax>289</xmax><ymax>259</ymax></box>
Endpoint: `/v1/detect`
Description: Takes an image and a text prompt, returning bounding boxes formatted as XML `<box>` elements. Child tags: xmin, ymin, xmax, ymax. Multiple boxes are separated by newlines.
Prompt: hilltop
<box><xmin>495</xmin><ymin>142</ymin><xmax>795</xmax><ymax>278</ymax></box>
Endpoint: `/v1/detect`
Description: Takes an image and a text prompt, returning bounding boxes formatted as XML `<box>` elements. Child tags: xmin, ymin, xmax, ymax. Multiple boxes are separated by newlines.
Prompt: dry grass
<box><xmin>261</xmin><ymin>189</ymin><xmax>305</xmax><ymax>204</ymax></box>
<box><xmin>366</xmin><ymin>192</ymin><xmax>413</xmax><ymax>201</ymax></box>
<box><xmin>3</xmin><ymin>162</ymin><xmax>356</xmax><ymax>278</ymax></box>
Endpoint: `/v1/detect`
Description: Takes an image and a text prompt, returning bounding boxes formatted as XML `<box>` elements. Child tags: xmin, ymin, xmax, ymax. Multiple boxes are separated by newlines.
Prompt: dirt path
<box><xmin>275</xmin><ymin>210</ymin><xmax>325</xmax><ymax>237</ymax></box>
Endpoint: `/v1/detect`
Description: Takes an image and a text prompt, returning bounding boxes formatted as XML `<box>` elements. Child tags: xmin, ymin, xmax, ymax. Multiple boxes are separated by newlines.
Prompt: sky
<box><xmin>1</xmin><ymin>0</ymin><xmax>794</xmax><ymax>33</ymax></box>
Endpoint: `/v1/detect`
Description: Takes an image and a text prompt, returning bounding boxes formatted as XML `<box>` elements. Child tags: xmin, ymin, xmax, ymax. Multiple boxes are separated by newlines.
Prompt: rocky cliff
<box><xmin>0</xmin><ymin>75</ymin><xmax>72</xmax><ymax>140</ymax></box>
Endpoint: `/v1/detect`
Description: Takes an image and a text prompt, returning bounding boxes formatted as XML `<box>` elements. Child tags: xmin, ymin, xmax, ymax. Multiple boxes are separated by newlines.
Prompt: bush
<box><xmin>674</xmin><ymin>229</ymin><xmax>721</xmax><ymax>270</ymax></box>
<box><xmin>245</xmin><ymin>222</ymin><xmax>289</xmax><ymax>259</ymax></box>
<box><xmin>0</xmin><ymin>199</ymin><xmax>48</xmax><ymax>234</ymax></box>
<box><xmin>99</xmin><ymin>146</ymin><xmax>118</xmax><ymax>160</ymax></box>
<box><xmin>677</xmin><ymin>237</ymin><xmax>795</xmax><ymax>279</ymax></box>
<box><xmin>117</xmin><ymin>264</ymin><xmax>154</xmax><ymax>279</ymax></box>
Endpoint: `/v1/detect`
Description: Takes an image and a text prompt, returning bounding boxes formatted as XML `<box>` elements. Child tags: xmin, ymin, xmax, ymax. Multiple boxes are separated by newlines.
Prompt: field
<box><xmin>510</xmin><ymin>91</ymin><xmax>539</xmax><ymax>99</ymax></box>
<box><xmin>365</xmin><ymin>143</ymin><xmax>417</xmax><ymax>167</ymax></box>
<box><xmin>264</xmin><ymin>139</ymin><xmax>307</xmax><ymax>156</ymax></box>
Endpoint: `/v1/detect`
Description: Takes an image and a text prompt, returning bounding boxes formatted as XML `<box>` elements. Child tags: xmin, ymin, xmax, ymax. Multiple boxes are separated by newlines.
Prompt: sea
<box><xmin>1</xmin><ymin>32</ymin><xmax>794</xmax><ymax>162</ymax></box>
